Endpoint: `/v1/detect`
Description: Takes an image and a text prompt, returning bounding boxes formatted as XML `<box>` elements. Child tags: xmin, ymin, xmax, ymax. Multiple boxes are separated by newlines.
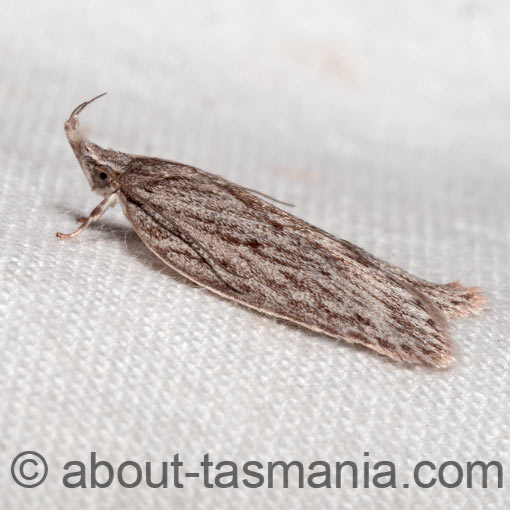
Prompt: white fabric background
<box><xmin>0</xmin><ymin>1</ymin><xmax>509</xmax><ymax>508</ymax></box>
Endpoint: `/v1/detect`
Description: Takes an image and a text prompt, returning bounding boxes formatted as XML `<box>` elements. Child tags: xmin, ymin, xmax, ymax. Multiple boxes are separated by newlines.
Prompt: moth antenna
<box><xmin>241</xmin><ymin>186</ymin><xmax>295</xmax><ymax>207</ymax></box>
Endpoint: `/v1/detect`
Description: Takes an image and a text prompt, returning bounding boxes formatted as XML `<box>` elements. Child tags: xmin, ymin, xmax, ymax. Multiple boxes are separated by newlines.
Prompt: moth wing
<box><xmin>119</xmin><ymin>158</ymin><xmax>454</xmax><ymax>367</ymax></box>
<box><xmin>329</xmin><ymin>239</ymin><xmax>486</xmax><ymax>320</ymax></box>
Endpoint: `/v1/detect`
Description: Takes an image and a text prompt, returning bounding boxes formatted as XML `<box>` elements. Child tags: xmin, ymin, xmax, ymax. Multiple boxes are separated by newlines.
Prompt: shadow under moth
<box><xmin>58</xmin><ymin>93</ymin><xmax>486</xmax><ymax>368</ymax></box>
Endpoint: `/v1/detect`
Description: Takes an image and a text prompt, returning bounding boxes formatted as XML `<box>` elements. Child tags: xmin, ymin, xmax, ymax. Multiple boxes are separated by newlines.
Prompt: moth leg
<box><xmin>56</xmin><ymin>193</ymin><xmax>118</xmax><ymax>240</ymax></box>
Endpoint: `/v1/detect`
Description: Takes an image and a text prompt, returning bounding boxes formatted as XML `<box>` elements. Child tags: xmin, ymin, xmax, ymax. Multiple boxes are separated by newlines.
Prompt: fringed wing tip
<box><xmin>445</xmin><ymin>282</ymin><xmax>487</xmax><ymax>318</ymax></box>
<box><xmin>378</xmin><ymin>338</ymin><xmax>455</xmax><ymax>368</ymax></box>
<box><xmin>426</xmin><ymin>283</ymin><xmax>487</xmax><ymax>368</ymax></box>
<box><xmin>389</xmin><ymin>281</ymin><xmax>486</xmax><ymax>367</ymax></box>
<box><xmin>353</xmin><ymin>335</ymin><xmax>455</xmax><ymax>368</ymax></box>
<box><xmin>343</xmin><ymin>323</ymin><xmax>455</xmax><ymax>368</ymax></box>
<box><xmin>425</xmin><ymin>346</ymin><xmax>455</xmax><ymax>369</ymax></box>
<box><xmin>389</xmin><ymin>339</ymin><xmax>455</xmax><ymax>369</ymax></box>
<box><xmin>374</xmin><ymin>281</ymin><xmax>457</xmax><ymax>368</ymax></box>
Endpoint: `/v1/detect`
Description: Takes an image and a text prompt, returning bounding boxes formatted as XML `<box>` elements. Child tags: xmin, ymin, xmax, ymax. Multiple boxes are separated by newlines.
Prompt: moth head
<box><xmin>65</xmin><ymin>92</ymin><xmax>120</xmax><ymax>197</ymax></box>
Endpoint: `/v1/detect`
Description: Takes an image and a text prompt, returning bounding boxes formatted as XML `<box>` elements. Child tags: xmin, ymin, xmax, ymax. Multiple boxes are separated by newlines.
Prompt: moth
<box><xmin>58</xmin><ymin>93</ymin><xmax>485</xmax><ymax>367</ymax></box>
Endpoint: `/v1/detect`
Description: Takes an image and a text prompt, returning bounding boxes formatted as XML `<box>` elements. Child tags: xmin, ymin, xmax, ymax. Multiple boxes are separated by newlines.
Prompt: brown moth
<box><xmin>58</xmin><ymin>93</ymin><xmax>486</xmax><ymax>367</ymax></box>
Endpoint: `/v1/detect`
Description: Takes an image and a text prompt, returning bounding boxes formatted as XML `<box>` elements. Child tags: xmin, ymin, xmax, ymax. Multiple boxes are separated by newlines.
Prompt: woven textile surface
<box><xmin>0</xmin><ymin>1</ymin><xmax>509</xmax><ymax>508</ymax></box>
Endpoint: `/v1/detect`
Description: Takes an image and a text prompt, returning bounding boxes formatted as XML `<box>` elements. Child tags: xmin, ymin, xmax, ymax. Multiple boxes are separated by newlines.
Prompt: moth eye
<box><xmin>99</xmin><ymin>172</ymin><xmax>108</xmax><ymax>180</ymax></box>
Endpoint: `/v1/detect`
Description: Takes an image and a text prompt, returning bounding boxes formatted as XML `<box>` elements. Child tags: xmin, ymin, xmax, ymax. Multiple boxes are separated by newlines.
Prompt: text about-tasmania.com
<box><xmin>10</xmin><ymin>451</ymin><xmax>503</xmax><ymax>490</ymax></box>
